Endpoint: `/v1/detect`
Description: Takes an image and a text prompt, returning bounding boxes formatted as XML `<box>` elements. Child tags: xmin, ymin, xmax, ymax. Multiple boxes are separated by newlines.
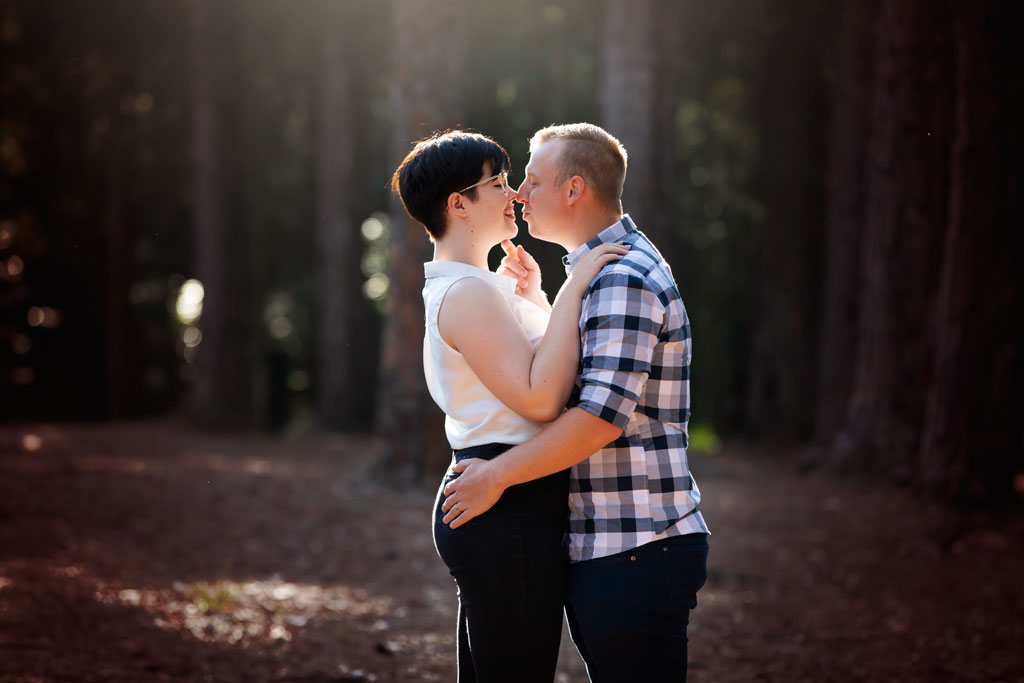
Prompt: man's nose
<box><xmin>514</xmin><ymin>184</ymin><xmax>527</xmax><ymax>203</ymax></box>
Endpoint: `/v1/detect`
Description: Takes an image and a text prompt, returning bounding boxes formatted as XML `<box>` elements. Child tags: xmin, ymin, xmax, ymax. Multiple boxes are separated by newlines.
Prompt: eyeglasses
<box><xmin>458</xmin><ymin>172</ymin><xmax>510</xmax><ymax>194</ymax></box>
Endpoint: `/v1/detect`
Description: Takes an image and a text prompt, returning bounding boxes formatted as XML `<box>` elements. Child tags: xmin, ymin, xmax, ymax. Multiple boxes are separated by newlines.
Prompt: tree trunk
<box><xmin>650</xmin><ymin>0</ymin><xmax>688</xmax><ymax>266</ymax></box>
<box><xmin>189</xmin><ymin>0</ymin><xmax>251</xmax><ymax>427</ymax></box>
<box><xmin>917</xmin><ymin>0</ymin><xmax>1017</xmax><ymax>501</ymax></box>
<box><xmin>600</xmin><ymin>0</ymin><xmax>656</xmax><ymax>233</ymax></box>
<box><xmin>104</xmin><ymin>116</ymin><xmax>128</xmax><ymax>419</ymax></box>
<box><xmin>375</xmin><ymin>0</ymin><xmax>465</xmax><ymax>482</ymax></box>
<box><xmin>836</xmin><ymin>0</ymin><xmax>953</xmax><ymax>479</ymax></box>
<box><xmin>813</xmin><ymin>0</ymin><xmax>880</xmax><ymax>446</ymax></box>
<box><xmin>315</xmin><ymin>2</ymin><xmax>361</xmax><ymax>431</ymax></box>
<box><xmin>746</xmin><ymin>4</ymin><xmax>832</xmax><ymax>441</ymax></box>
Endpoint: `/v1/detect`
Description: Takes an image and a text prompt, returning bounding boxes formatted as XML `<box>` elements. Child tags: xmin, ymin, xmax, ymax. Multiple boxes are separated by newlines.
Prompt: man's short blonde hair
<box><xmin>529</xmin><ymin>123</ymin><xmax>627</xmax><ymax>210</ymax></box>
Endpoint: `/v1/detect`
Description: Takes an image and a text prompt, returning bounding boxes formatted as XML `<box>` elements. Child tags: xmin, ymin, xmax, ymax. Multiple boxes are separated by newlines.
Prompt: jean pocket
<box><xmin>662</xmin><ymin>543</ymin><xmax>708</xmax><ymax>610</ymax></box>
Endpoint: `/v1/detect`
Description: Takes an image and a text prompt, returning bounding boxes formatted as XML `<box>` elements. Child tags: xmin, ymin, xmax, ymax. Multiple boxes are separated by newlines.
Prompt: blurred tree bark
<box><xmin>376</xmin><ymin>0</ymin><xmax>464</xmax><ymax>481</ymax></box>
<box><xmin>189</xmin><ymin>0</ymin><xmax>252</xmax><ymax>426</ymax></box>
<box><xmin>315</xmin><ymin>2</ymin><xmax>362</xmax><ymax>431</ymax></box>
<box><xmin>834</xmin><ymin>0</ymin><xmax>952</xmax><ymax>479</ymax></box>
<box><xmin>917</xmin><ymin>0</ymin><xmax>1019</xmax><ymax>500</ymax></box>
<box><xmin>651</xmin><ymin>0</ymin><xmax>689</xmax><ymax>265</ymax></box>
<box><xmin>600</xmin><ymin>0</ymin><xmax>656</xmax><ymax>233</ymax></box>
<box><xmin>104</xmin><ymin>117</ymin><xmax>128</xmax><ymax>418</ymax></box>
<box><xmin>746</xmin><ymin>2</ymin><xmax>832</xmax><ymax>440</ymax></box>
<box><xmin>813</xmin><ymin>0</ymin><xmax>880</xmax><ymax>446</ymax></box>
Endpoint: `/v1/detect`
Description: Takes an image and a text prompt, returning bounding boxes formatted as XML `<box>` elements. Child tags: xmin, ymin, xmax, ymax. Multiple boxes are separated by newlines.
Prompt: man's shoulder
<box><xmin>593</xmin><ymin>243</ymin><xmax>676</xmax><ymax>296</ymax></box>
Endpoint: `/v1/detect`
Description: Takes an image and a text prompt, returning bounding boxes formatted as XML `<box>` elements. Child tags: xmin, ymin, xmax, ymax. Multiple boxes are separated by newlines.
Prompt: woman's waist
<box><xmin>450</xmin><ymin>442</ymin><xmax>570</xmax><ymax>500</ymax></box>
<box><xmin>452</xmin><ymin>442</ymin><xmax>516</xmax><ymax>462</ymax></box>
<box><xmin>443</xmin><ymin>412</ymin><xmax>543</xmax><ymax>451</ymax></box>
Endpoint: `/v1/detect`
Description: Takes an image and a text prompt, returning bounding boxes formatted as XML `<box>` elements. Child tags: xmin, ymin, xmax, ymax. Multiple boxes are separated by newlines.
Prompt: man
<box><xmin>442</xmin><ymin>123</ymin><xmax>710</xmax><ymax>682</ymax></box>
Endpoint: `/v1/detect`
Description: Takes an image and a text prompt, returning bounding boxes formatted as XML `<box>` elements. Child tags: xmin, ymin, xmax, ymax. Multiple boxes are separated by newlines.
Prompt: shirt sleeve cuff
<box><xmin>575</xmin><ymin>383</ymin><xmax>637</xmax><ymax>430</ymax></box>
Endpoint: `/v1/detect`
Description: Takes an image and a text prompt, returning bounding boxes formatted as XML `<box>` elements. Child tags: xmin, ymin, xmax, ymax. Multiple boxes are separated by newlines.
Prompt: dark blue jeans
<box><xmin>565</xmin><ymin>533</ymin><xmax>709</xmax><ymax>683</ymax></box>
<box><xmin>433</xmin><ymin>443</ymin><xmax>570</xmax><ymax>683</ymax></box>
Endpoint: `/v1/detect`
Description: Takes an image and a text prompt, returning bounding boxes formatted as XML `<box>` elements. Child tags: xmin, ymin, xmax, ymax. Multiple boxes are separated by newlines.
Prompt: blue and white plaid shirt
<box><xmin>564</xmin><ymin>215</ymin><xmax>709</xmax><ymax>562</ymax></box>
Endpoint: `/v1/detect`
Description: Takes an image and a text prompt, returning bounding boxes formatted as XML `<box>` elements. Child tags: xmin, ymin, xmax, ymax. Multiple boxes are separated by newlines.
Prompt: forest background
<box><xmin>2</xmin><ymin>1</ymin><xmax>1024</xmax><ymax>680</ymax></box>
<box><xmin>2</xmin><ymin>0</ymin><xmax>1020</xmax><ymax>499</ymax></box>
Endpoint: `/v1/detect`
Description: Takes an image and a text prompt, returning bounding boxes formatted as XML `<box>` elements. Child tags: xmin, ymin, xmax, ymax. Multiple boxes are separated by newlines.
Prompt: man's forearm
<box><xmin>492</xmin><ymin>407</ymin><xmax>622</xmax><ymax>489</ymax></box>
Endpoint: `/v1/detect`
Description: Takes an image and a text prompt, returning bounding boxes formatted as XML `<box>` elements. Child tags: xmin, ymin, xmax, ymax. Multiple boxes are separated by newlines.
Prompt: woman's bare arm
<box><xmin>438</xmin><ymin>243</ymin><xmax>627</xmax><ymax>422</ymax></box>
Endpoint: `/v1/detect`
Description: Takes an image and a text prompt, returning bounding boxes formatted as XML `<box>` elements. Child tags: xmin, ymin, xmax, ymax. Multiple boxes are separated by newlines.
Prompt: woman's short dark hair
<box><xmin>391</xmin><ymin>130</ymin><xmax>511</xmax><ymax>241</ymax></box>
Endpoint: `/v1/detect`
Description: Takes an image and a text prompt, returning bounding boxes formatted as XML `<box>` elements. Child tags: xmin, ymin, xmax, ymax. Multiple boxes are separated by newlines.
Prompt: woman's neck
<box><xmin>432</xmin><ymin>233</ymin><xmax>493</xmax><ymax>271</ymax></box>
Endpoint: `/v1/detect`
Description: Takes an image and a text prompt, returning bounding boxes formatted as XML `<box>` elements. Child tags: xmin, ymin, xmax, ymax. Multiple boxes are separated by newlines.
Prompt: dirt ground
<box><xmin>1</xmin><ymin>420</ymin><xmax>1022</xmax><ymax>682</ymax></box>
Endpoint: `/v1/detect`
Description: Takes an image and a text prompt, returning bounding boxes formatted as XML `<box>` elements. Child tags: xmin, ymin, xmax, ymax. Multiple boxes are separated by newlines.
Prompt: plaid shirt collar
<box><xmin>562</xmin><ymin>214</ymin><xmax>637</xmax><ymax>275</ymax></box>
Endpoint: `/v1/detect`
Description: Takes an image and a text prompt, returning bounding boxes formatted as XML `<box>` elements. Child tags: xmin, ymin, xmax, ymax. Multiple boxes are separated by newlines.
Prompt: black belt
<box><xmin>452</xmin><ymin>442</ymin><xmax>514</xmax><ymax>462</ymax></box>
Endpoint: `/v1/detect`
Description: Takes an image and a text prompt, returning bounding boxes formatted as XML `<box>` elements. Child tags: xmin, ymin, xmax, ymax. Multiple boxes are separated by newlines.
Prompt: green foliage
<box><xmin>190</xmin><ymin>582</ymin><xmax>236</xmax><ymax>615</ymax></box>
<box><xmin>688</xmin><ymin>422</ymin><xmax>723</xmax><ymax>454</ymax></box>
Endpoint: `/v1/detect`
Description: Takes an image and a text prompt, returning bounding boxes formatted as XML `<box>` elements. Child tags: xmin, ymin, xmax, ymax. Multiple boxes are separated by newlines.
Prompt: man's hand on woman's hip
<box><xmin>441</xmin><ymin>458</ymin><xmax>506</xmax><ymax>528</ymax></box>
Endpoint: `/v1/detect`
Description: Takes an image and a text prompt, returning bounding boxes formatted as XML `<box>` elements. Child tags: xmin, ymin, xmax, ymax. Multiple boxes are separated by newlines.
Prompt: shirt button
<box><xmin>630</xmin><ymin>555</ymin><xmax>636</xmax><ymax>561</ymax></box>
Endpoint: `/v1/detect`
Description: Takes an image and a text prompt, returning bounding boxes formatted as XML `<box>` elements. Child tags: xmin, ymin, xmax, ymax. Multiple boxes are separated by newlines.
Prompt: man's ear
<box><xmin>447</xmin><ymin>191</ymin><xmax>467</xmax><ymax>218</ymax></box>
<box><xmin>566</xmin><ymin>175</ymin><xmax>585</xmax><ymax>206</ymax></box>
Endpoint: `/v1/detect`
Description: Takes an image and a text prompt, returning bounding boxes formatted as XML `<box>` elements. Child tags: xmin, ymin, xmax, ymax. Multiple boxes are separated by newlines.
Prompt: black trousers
<box><xmin>432</xmin><ymin>443</ymin><xmax>569</xmax><ymax>683</ymax></box>
<box><xmin>565</xmin><ymin>533</ymin><xmax>709</xmax><ymax>683</ymax></box>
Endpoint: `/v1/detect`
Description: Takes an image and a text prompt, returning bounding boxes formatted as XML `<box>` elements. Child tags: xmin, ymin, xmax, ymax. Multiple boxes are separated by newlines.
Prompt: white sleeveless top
<box><xmin>422</xmin><ymin>260</ymin><xmax>551</xmax><ymax>450</ymax></box>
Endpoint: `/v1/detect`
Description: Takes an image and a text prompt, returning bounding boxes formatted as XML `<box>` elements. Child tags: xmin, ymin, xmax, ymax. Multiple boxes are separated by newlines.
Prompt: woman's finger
<box><xmin>500</xmin><ymin>239</ymin><xmax>518</xmax><ymax>260</ymax></box>
<box><xmin>500</xmin><ymin>257</ymin><xmax>527</xmax><ymax>277</ymax></box>
<box><xmin>441</xmin><ymin>494</ymin><xmax>459</xmax><ymax>513</ymax></box>
<box><xmin>442</xmin><ymin>502</ymin><xmax>469</xmax><ymax>525</ymax></box>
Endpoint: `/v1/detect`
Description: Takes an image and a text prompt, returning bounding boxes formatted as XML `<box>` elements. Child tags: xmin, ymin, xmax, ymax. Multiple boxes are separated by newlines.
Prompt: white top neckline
<box><xmin>424</xmin><ymin>260</ymin><xmax>517</xmax><ymax>291</ymax></box>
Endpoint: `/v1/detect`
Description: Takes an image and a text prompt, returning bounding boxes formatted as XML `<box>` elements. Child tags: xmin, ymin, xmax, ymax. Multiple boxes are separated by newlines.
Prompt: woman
<box><xmin>391</xmin><ymin>130</ymin><xmax>626</xmax><ymax>682</ymax></box>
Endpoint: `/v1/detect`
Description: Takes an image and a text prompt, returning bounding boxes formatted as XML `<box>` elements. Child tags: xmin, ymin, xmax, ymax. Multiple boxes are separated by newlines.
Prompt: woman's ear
<box><xmin>447</xmin><ymin>191</ymin><xmax>468</xmax><ymax>218</ymax></box>
<box><xmin>566</xmin><ymin>175</ymin><xmax>585</xmax><ymax>206</ymax></box>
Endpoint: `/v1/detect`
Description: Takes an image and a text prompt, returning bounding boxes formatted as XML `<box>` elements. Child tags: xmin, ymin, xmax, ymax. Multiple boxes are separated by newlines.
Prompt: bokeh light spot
<box><xmin>496</xmin><ymin>79</ymin><xmax>517</xmax><ymax>107</ymax></box>
<box><xmin>287</xmin><ymin>370</ymin><xmax>310</xmax><ymax>392</ymax></box>
<box><xmin>269</xmin><ymin>316</ymin><xmax>293</xmax><ymax>340</ymax></box>
<box><xmin>133</xmin><ymin>91</ymin><xmax>154</xmax><ymax>114</ymax></box>
<box><xmin>363</xmin><ymin>273</ymin><xmax>389</xmax><ymax>301</ymax></box>
<box><xmin>12</xmin><ymin>334</ymin><xmax>31</xmax><ymax>354</ymax></box>
<box><xmin>5</xmin><ymin>255</ymin><xmax>24</xmax><ymax>277</ymax></box>
<box><xmin>176</xmin><ymin>279</ymin><xmax>204</xmax><ymax>324</ymax></box>
<box><xmin>182</xmin><ymin>326</ymin><xmax>202</xmax><ymax>348</ymax></box>
<box><xmin>0</xmin><ymin>221</ymin><xmax>15</xmax><ymax>248</ymax></box>
<box><xmin>360</xmin><ymin>216</ymin><xmax>385</xmax><ymax>241</ymax></box>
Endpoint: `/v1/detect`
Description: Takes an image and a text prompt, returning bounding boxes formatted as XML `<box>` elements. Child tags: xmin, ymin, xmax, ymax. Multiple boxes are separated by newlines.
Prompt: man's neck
<box><xmin>562</xmin><ymin>210</ymin><xmax>625</xmax><ymax>252</ymax></box>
